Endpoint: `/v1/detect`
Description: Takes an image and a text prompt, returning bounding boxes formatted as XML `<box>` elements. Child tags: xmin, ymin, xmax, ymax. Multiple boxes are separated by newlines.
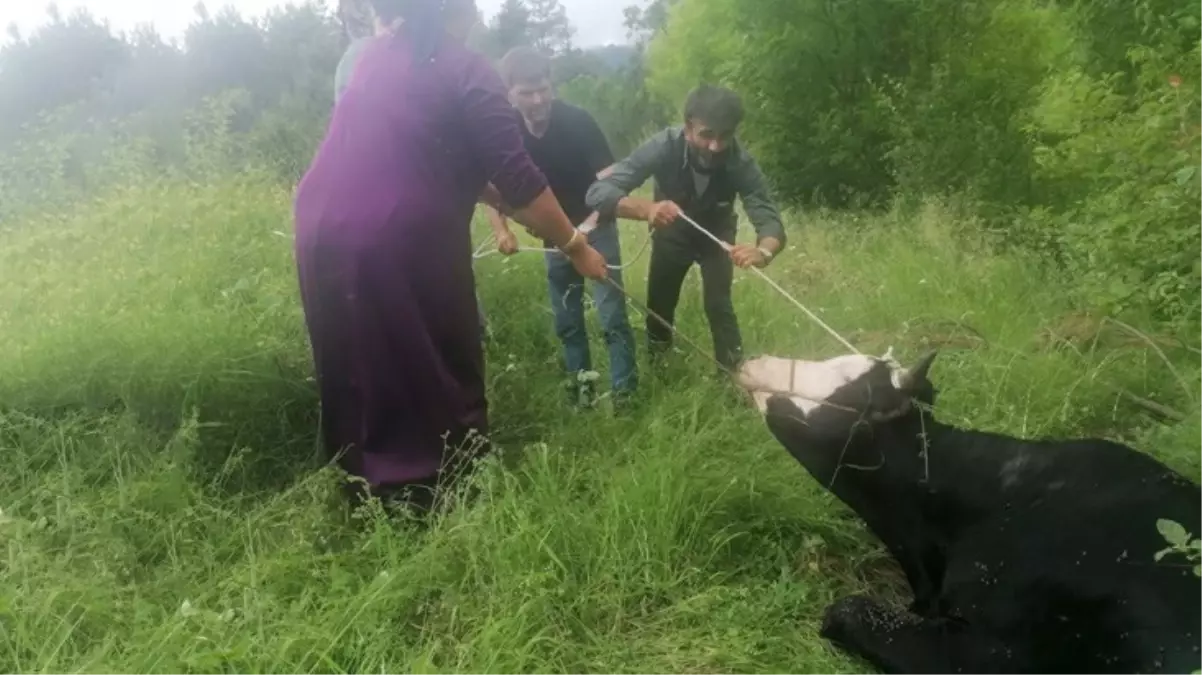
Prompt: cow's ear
<box><xmin>899</xmin><ymin>350</ymin><xmax>938</xmax><ymax>391</ymax></box>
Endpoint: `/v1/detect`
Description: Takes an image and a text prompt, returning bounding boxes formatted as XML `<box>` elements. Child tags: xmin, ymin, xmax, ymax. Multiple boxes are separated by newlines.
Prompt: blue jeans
<box><xmin>544</xmin><ymin>221</ymin><xmax>638</xmax><ymax>395</ymax></box>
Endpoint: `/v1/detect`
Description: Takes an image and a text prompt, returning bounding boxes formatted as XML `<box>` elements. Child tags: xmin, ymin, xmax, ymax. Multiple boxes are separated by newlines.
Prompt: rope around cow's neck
<box><xmin>471</xmin><ymin>214</ymin><xmax>938</xmax><ymax>485</ymax></box>
<box><xmin>673</xmin><ymin>211</ymin><xmax>860</xmax><ymax>355</ymax></box>
<box><xmin>469</xmin><ymin>218</ymin><xmax>883</xmax><ymax>414</ymax></box>
<box><xmin>599</xmin><ymin>273</ymin><xmax>869</xmax><ymax>414</ymax></box>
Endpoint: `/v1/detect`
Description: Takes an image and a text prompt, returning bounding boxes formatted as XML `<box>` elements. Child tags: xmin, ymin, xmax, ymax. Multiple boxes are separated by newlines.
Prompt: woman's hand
<box><xmin>496</xmin><ymin>229</ymin><xmax>519</xmax><ymax>255</ymax></box>
<box><xmin>506</xmin><ymin>188</ymin><xmax>607</xmax><ymax>279</ymax></box>
<box><xmin>561</xmin><ymin>231</ymin><xmax>608</xmax><ymax>280</ymax></box>
<box><xmin>568</xmin><ymin>244</ymin><xmax>609</xmax><ymax>280</ymax></box>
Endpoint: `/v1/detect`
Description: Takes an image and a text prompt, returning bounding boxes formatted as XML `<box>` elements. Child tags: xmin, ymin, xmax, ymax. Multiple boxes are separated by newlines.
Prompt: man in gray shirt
<box><xmin>585</xmin><ymin>84</ymin><xmax>786</xmax><ymax>372</ymax></box>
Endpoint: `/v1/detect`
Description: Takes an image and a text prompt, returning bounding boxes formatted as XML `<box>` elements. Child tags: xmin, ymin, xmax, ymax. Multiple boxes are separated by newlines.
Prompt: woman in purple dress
<box><xmin>294</xmin><ymin>0</ymin><xmax>608</xmax><ymax>512</ymax></box>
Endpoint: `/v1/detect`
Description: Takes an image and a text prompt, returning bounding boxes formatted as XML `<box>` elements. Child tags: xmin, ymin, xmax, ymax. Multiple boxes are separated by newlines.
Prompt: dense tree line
<box><xmin>646</xmin><ymin>0</ymin><xmax>1199</xmax><ymax>324</ymax></box>
<box><xmin>0</xmin><ymin>0</ymin><xmax>661</xmax><ymax>209</ymax></box>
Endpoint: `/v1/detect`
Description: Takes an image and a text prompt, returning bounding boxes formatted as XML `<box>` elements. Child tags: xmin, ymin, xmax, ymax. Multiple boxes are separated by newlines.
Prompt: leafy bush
<box><xmin>1026</xmin><ymin>34</ymin><xmax>1200</xmax><ymax>324</ymax></box>
<box><xmin>644</xmin><ymin>0</ymin><xmax>1088</xmax><ymax>213</ymax></box>
<box><xmin>876</xmin><ymin>0</ymin><xmax>1083</xmax><ymax>214</ymax></box>
<box><xmin>643</xmin><ymin>0</ymin><xmax>1201</xmax><ymax>330</ymax></box>
<box><xmin>646</xmin><ymin>0</ymin><xmax>903</xmax><ymax>207</ymax></box>
<box><xmin>556</xmin><ymin>57</ymin><xmax>672</xmax><ymax>158</ymax></box>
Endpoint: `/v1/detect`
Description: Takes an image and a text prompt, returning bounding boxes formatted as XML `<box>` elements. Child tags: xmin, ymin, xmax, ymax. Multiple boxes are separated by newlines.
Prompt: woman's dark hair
<box><xmin>369</xmin><ymin>0</ymin><xmax>449</xmax><ymax>62</ymax></box>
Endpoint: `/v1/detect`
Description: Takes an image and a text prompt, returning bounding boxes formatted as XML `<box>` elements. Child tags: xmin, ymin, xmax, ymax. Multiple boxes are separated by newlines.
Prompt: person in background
<box><xmin>295</xmin><ymin>0</ymin><xmax>608</xmax><ymax>514</ymax></box>
<box><xmin>585</xmin><ymin>83</ymin><xmax>786</xmax><ymax>374</ymax></box>
<box><xmin>334</xmin><ymin>0</ymin><xmax>376</xmax><ymax>101</ymax></box>
<box><xmin>484</xmin><ymin>47</ymin><xmax>638</xmax><ymax>411</ymax></box>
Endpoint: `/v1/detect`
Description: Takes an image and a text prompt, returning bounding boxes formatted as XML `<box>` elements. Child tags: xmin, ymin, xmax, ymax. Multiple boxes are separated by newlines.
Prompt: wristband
<box><xmin>559</xmin><ymin>229</ymin><xmax>582</xmax><ymax>253</ymax></box>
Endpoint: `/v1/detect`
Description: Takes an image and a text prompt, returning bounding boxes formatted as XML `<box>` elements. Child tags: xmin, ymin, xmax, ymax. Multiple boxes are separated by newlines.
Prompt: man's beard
<box><xmin>688</xmin><ymin>144</ymin><xmax>728</xmax><ymax>174</ymax></box>
<box><xmin>525</xmin><ymin>103</ymin><xmax>552</xmax><ymax>125</ymax></box>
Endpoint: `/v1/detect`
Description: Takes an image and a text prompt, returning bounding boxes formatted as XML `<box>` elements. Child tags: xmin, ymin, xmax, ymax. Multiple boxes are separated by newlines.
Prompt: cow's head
<box><xmin>737</xmin><ymin>349</ymin><xmax>939</xmax><ymax>490</ymax></box>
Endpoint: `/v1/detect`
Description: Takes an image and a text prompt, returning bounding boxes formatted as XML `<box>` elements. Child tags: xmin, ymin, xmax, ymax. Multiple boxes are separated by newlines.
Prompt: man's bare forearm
<box><xmin>485</xmin><ymin>204</ymin><xmax>511</xmax><ymax>235</ymax></box>
<box><xmin>757</xmin><ymin>235</ymin><xmax>783</xmax><ymax>256</ymax></box>
<box><xmin>585</xmin><ymin>129</ymin><xmax>670</xmax><ymax>220</ymax></box>
<box><xmin>478</xmin><ymin>183</ymin><xmax>506</xmax><ymax>212</ymax></box>
<box><xmin>615</xmin><ymin>196</ymin><xmax>653</xmax><ymax>222</ymax></box>
<box><xmin>478</xmin><ymin>185</ymin><xmax>544</xmax><ymax>232</ymax></box>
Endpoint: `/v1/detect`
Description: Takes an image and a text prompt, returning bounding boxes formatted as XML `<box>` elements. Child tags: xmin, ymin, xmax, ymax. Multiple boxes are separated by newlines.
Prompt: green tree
<box><xmin>526</xmin><ymin>0</ymin><xmax>574</xmax><ymax>55</ymax></box>
<box><xmin>483</xmin><ymin>0</ymin><xmax>532</xmax><ymax>59</ymax></box>
<box><xmin>0</xmin><ymin>5</ymin><xmax>130</xmax><ymax>147</ymax></box>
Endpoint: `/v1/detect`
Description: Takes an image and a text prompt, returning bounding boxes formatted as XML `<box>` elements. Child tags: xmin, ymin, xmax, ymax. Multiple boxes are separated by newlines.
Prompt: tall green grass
<box><xmin>0</xmin><ymin>174</ymin><xmax>1197</xmax><ymax>672</ymax></box>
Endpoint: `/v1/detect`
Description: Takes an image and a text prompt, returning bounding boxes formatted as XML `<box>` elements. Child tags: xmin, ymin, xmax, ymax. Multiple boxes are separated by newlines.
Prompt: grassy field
<box><xmin>0</xmin><ymin>171</ymin><xmax>1198</xmax><ymax>673</ymax></box>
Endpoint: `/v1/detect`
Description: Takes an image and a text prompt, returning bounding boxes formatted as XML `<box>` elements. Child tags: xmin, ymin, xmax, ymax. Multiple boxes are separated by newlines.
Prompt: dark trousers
<box><xmin>644</xmin><ymin>231</ymin><xmax>744</xmax><ymax>371</ymax></box>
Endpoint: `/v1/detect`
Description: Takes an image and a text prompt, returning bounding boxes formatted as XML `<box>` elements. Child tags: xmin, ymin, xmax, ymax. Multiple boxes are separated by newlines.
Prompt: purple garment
<box><xmin>293</xmin><ymin>31</ymin><xmax>548</xmax><ymax>492</ymax></box>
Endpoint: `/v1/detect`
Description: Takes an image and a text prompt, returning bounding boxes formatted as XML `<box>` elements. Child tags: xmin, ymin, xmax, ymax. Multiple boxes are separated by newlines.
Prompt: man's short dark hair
<box><xmin>683</xmin><ymin>84</ymin><xmax>745</xmax><ymax>135</ymax></box>
<box><xmin>498</xmin><ymin>46</ymin><xmax>552</xmax><ymax>89</ymax></box>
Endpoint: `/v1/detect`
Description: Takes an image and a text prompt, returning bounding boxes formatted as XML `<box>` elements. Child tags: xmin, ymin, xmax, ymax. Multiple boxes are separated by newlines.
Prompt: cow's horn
<box><xmin>897</xmin><ymin>349</ymin><xmax>939</xmax><ymax>390</ymax></box>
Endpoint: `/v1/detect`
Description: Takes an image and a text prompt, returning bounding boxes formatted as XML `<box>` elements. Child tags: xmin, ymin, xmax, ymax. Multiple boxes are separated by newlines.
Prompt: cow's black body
<box><xmin>763</xmin><ymin>352</ymin><xmax>1201</xmax><ymax>674</ymax></box>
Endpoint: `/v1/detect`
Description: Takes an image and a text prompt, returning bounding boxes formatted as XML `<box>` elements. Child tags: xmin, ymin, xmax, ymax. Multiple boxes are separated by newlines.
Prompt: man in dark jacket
<box><xmin>585</xmin><ymin>84</ymin><xmax>786</xmax><ymax>372</ymax></box>
<box><xmin>485</xmin><ymin>47</ymin><xmax>638</xmax><ymax>410</ymax></box>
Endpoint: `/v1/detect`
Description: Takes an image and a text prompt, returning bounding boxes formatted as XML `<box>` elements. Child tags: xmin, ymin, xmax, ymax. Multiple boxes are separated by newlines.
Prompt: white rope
<box><xmin>674</xmin><ymin>211</ymin><xmax>862</xmax><ymax>355</ymax></box>
<box><xmin>472</xmin><ymin>234</ymin><xmax>496</xmax><ymax>258</ymax></box>
<box><xmin>471</xmin><ymin>226</ymin><xmax>652</xmax><ymax>271</ymax></box>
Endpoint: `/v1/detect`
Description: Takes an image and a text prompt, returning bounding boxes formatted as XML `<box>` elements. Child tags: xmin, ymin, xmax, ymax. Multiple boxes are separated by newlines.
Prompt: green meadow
<box><xmin>0</xmin><ymin>172</ymin><xmax>1196</xmax><ymax>672</ymax></box>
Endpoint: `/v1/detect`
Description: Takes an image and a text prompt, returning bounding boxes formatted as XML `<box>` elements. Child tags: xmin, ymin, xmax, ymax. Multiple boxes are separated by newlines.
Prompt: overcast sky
<box><xmin>1</xmin><ymin>0</ymin><xmax>630</xmax><ymax>47</ymax></box>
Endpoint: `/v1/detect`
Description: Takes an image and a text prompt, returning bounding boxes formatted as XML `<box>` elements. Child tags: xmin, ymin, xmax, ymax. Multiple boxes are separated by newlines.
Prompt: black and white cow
<box><xmin>738</xmin><ymin>349</ymin><xmax>1201</xmax><ymax>674</ymax></box>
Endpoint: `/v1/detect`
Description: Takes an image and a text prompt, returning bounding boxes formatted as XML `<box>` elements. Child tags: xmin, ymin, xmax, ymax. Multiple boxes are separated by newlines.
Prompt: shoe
<box><xmin>611</xmin><ymin>389</ymin><xmax>639</xmax><ymax>417</ymax></box>
<box><xmin>564</xmin><ymin>376</ymin><xmax>598</xmax><ymax>410</ymax></box>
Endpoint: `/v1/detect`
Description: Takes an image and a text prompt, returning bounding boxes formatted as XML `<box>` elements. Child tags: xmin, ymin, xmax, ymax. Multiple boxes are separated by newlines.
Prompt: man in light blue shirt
<box><xmin>334</xmin><ymin>36</ymin><xmax>373</xmax><ymax>102</ymax></box>
<box><xmin>334</xmin><ymin>0</ymin><xmax>376</xmax><ymax>102</ymax></box>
